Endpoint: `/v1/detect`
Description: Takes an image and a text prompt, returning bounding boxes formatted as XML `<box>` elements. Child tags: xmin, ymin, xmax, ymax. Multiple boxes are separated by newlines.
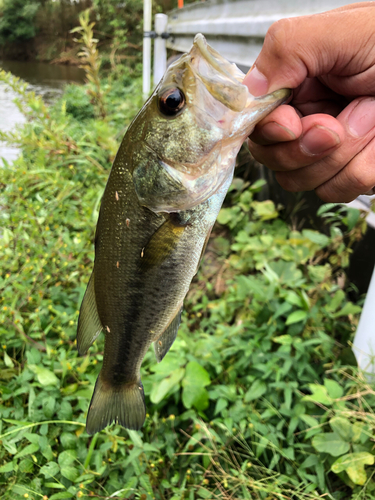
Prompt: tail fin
<box><xmin>86</xmin><ymin>373</ymin><xmax>146</xmax><ymax>435</ymax></box>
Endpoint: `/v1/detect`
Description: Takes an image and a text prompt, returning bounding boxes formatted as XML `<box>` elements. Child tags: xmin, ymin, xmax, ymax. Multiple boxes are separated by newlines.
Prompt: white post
<box><xmin>142</xmin><ymin>0</ymin><xmax>152</xmax><ymax>100</ymax></box>
<box><xmin>153</xmin><ymin>14</ymin><xmax>168</xmax><ymax>87</ymax></box>
<box><xmin>353</xmin><ymin>265</ymin><xmax>375</xmax><ymax>377</ymax></box>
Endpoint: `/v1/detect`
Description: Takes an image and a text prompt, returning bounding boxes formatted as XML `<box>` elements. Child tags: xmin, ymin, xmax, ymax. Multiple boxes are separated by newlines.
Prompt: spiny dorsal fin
<box><xmin>154</xmin><ymin>306</ymin><xmax>183</xmax><ymax>362</ymax></box>
<box><xmin>77</xmin><ymin>271</ymin><xmax>103</xmax><ymax>355</ymax></box>
<box><xmin>86</xmin><ymin>373</ymin><xmax>146</xmax><ymax>434</ymax></box>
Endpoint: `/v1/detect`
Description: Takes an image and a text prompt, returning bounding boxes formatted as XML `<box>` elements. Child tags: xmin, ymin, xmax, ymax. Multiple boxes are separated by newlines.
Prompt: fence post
<box><xmin>154</xmin><ymin>14</ymin><xmax>168</xmax><ymax>87</ymax></box>
<box><xmin>142</xmin><ymin>0</ymin><xmax>152</xmax><ymax>99</ymax></box>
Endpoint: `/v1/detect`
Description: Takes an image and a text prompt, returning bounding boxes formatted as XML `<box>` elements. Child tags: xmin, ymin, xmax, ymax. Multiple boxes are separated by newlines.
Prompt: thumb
<box><xmin>243</xmin><ymin>4</ymin><xmax>375</xmax><ymax>96</ymax></box>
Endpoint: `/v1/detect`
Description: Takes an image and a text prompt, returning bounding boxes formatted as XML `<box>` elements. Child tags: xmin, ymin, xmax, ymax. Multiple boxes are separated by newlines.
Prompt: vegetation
<box><xmin>0</xmin><ymin>0</ymin><xmax>146</xmax><ymax>64</ymax></box>
<box><xmin>0</xmin><ymin>14</ymin><xmax>374</xmax><ymax>500</ymax></box>
<box><xmin>0</xmin><ymin>0</ymin><xmax>41</xmax><ymax>44</ymax></box>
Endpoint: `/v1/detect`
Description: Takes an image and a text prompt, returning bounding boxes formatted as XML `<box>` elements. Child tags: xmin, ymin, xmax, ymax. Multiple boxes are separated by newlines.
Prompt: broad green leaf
<box><xmin>346</xmin><ymin>208</ymin><xmax>360</xmax><ymax>231</ymax></box>
<box><xmin>3</xmin><ymin>441</ymin><xmax>17</xmax><ymax>455</ymax></box>
<box><xmin>4</xmin><ymin>351</ymin><xmax>14</xmax><ymax>368</ymax></box>
<box><xmin>19</xmin><ymin>458</ymin><xmax>34</xmax><ymax>473</ymax></box>
<box><xmin>252</xmin><ymin>200</ymin><xmax>278</xmax><ymax>220</ymax></box>
<box><xmin>352</xmin><ymin>422</ymin><xmax>364</xmax><ymax>443</ymax></box>
<box><xmin>127</xmin><ymin>430</ymin><xmax>143</xmax><ymax>448</ymax></box>
<box><xmin>273</xmin><ymin>302</ymin><xmax>293</xmax><ymax>320</ymax></box>
<box><xmin>330</xmin><ymin>417</ymin><xmax>352</xmax><ymax>441</ymax></box>
<box><xmin>58</xmin><ymin>449</ymin><xmax>77</xmax><ymax>467</ymax></box>
<box><xmin>49</xmin><ymin>493</ymin><xmax>74</xmax><ymax>500</ymax></box>
<box><xmin>14</xmin><ymin>443</ymin><xmax>39</xmax><ymax>459</ymax></box>
<box><xmin>182</xmin><ymin>362</ymin><xmax>211</xmax><ymax>411</ymax></box>
<box><xmin>60</xmin><ymin>465</ymin><xmax>79</xmax><ymax>481</ymax></box>
<box><xmin>43</xmin><ymin>396</ymin><xmax>56</xmax><ymax>418</ymax></box>
<box><xmin>0</xmin><ymin>462</ymin><xmax>14</xmax><ymax>473</ymax></box>
<box><xmin>324</xmin><ymin>379</ymin><xmax>344</xmax><ymax>399</ymax></box>
<box><xmin>183</xmin><ymin>362</ymin><xmax>210</xmax><ymax>387</ymax></box>
<box><xmin>29</xmin><ymin>365</ymin><xmax>59</xmax><ymax>386</ymax></box>
<box><xmin>285</xmin><ymin>310</ymin><xmax>307</xmax><ymax>325</ymax></box>
<box><xmin>182</xmin><ymin>385</ymin><xmax>209</xmax><ymax>411</ymax></box>
<box><xmin>60</xmin><ymin>432</ymin><xmax>77</xmax><ymax>449</ymax></box>
<box><xmin>121</xmin><ymin>476</ymin><xmax>138</xmax><ymax>494</ymax></box>
<box><xmin>302</xmin><ymin>384</ymin><xmax>332</xmax><ymax>405</ymax></box>
<box><xmin>40</xmin><ymin>461</ymin><xmax>60</xmax><ymax>478</ymax></box>
<box><xmin>285</xmin><ymin>291</ymin><xmax>303</xmax><ymax>308</ymax></box>
<box><xmin>214</xmin><ymin>397</ymin><xmax>227</xmax><ymax>415</ymax></box>
<box><xmin>331</xmin><ymin>452</ymin><xmax>374</xmax><ymax>485</ymax></box>
<box><xmin>197</xmin><ymin>487</ymin><xmax>213</xmax><ymax>499</ymax></box>
<box><xmin>2</xmin><ymin>228</ymin><xmax>13</xmax><ymax>245</ymax></box>
<box><xmin>302</xmin><ymin>229</ymin><xmax>330</xmax><ymax>246</ymax></box>
<box><xmin>44</xmin><ymin>483</ymin><xmax>66</xmax><ymax>490</ymax></box>
<box><xmin>273</xmin><ymin>334</ymin><xmax>293</xmax><ymax>345</ymax></box>
<box><xmin>326</xmin><ymin>290</ymin><xmax>345</xmax><ymax>313</ymax></box>
<box><xmin>312</xmin><ymin>432</ymin><xmax>350</xmax><ymax>456</ymax></box>
<box><xmin>300</xmin><ymin>414</ymin><xmax>319</xmax><ymax>428</ymax></box>
<box><xmin>332</xmin><ymin>302</ymin><xmax>362</xmax><ymax>318</ymax></box>
<box><xmin>317</xmin><ymin>203</ymin><xmax>340</xmax><ymax>215</ymax></box>
<box><xmin>57</xmin><ymin>400</ymin><xmax>73</xmax><ymax>420</ymax></box>
<box><xmin>150</xmin><ymin>368</ymin><xmax>184</xmax><ymax>404</ymax></box>
<box><xmin>244</xmin><ymin>380</ymin><xmax>267</xmax><ymax>402</ymax></box>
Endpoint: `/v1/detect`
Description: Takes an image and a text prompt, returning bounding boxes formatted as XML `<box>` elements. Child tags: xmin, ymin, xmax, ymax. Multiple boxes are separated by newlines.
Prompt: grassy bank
<box><xmin>0</xmin><ymin>33</ymin><xmax>374</xmax><ymax>500</ymax></box>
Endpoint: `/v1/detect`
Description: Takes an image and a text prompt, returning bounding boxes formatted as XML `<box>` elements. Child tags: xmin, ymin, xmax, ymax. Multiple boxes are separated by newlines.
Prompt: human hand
<box><xmin>243</xmin><ymin>2</ymin><xmax>375</xmax><ymax>202</ymax></box>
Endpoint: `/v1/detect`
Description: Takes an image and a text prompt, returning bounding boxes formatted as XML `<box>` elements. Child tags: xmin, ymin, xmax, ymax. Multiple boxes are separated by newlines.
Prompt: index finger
<box><xmin>243</xmin><ymin>3</ymin><xmax>375</xmax><ymax>96</ymax></box>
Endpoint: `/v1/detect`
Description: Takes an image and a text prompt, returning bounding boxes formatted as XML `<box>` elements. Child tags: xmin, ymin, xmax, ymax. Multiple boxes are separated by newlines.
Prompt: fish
<box><xmin>77</xmin><ymin>33</ymin><xmax>290</xmax><ymax>435</ymax></box>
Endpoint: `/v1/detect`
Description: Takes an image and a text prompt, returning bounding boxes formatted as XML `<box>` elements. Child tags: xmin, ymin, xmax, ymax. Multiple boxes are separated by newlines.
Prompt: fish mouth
<box><xmin>189</xmin><ymin>34</ymin><xmax>249</xmax><ymax>112</ymax></box>
<box><xmin>189</xmin><ymin>34</ymin><xmax>291</xmax><ymax>118</ymax></box>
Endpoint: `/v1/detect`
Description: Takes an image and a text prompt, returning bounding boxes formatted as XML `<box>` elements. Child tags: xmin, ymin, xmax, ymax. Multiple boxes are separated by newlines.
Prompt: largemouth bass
<box><xmin>77</xmin><ymin>34</ymin><xmax>290</xmax><ymax>434</ymax></box>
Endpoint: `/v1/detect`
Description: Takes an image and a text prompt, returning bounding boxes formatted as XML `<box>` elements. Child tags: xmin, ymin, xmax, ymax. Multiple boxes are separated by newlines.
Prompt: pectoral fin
<box><xmin>77</xmin><ymin>271</ymin><xmax>103</xmax><ymax>355</ymax></box>
<box><xmin>154</xmin><ymin>306</ymin><xmax>183</xmax><ymax>362</ymax></box>
<box><xmin>141</xmin><ymin>217</ymin><xmax>186</xmax><ymax>269</ymax></box>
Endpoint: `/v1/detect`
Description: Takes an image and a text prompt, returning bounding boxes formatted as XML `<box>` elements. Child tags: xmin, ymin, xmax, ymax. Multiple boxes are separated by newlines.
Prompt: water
<box><xmin>0</xmin><ymin>60</ymin><xmax>85</xmax><ymax>162</ymax></box>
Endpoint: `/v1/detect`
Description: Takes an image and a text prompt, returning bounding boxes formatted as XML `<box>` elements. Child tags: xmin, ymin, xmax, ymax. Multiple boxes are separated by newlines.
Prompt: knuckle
<box><xmin>265</xmin><ymin>19</ymin><xmax>294</xmax><ymax>59</ymax></box>
<box><xmin>315</xmin><ymin>186</ymin><xmax>339</xmax><ymax>203</ymax></box>
<box><xmin>275</xmin><ymin>171</ymin><xmax>302</xmax><ymax>192</ymax></box>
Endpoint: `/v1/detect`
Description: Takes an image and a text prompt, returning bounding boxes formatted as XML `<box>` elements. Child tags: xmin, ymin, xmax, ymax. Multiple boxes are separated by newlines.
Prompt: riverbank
<box><xmin>0</xmin><ymin>59</ymin><xmax>85</xmax><ymax>162</ymax></box>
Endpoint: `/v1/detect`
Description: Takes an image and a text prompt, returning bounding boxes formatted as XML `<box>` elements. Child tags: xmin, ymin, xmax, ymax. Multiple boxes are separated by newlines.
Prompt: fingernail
<box><xmin>301</xmin><ymin>125</ymin><xmax>341</xmax><ymax>155</ymax></box>
<box><xmin>261</xmin><ymin>122</ymin><xmax>296</xmax><ymax>142</ymax></box>
<box><xmin>243</xmin><ymin>66</ymin><xmax>268</xmax><ymax>97</ymax></box>
<box><xmin>348</xmin><ymin>97</ymin><xmax>375</xmax><ymax>137</ymax></box>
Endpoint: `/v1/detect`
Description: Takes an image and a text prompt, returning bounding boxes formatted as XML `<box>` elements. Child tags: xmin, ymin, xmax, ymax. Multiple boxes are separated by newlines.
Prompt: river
<box><xmin>0</xmin><ymin>60</ymin><xmax>85</xmax><ymax>162</ymax></box>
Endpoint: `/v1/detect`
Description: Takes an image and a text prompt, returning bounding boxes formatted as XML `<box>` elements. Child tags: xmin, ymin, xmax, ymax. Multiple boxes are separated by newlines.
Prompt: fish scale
<box><xmin>77</xmin><ymin>33</ymin><xmax>290</xmax><ymax>434</ymax></box>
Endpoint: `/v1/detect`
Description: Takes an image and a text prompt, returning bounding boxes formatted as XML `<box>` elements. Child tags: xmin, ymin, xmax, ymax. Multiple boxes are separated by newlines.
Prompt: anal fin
<box><xmin>154</xmin><ymin>306</ymin><xmax>183</xmax><ymax>362</ymax></box>
<box><xmin>77</xmin><ymin>270</ymin><xmax>103</xmax><ymax>355</ymax></box>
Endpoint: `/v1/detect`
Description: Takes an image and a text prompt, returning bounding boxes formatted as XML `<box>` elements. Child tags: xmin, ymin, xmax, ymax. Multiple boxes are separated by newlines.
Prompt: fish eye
<box><xmin>158</xmin><ymin>88</ymin><xmax>185</xmax><ymax>116</ymax></box>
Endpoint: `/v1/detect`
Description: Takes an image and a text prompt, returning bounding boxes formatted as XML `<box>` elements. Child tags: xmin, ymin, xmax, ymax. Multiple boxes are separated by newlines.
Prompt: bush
<box><xmin>64</xmin><ymin>84</ymin><xmax>95</xmax><ymax>121</ymax></box>
<box><xmin>0</xmin><ymin>0</ymin><xmax>40</xmax><ymax>44</ymax></box>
